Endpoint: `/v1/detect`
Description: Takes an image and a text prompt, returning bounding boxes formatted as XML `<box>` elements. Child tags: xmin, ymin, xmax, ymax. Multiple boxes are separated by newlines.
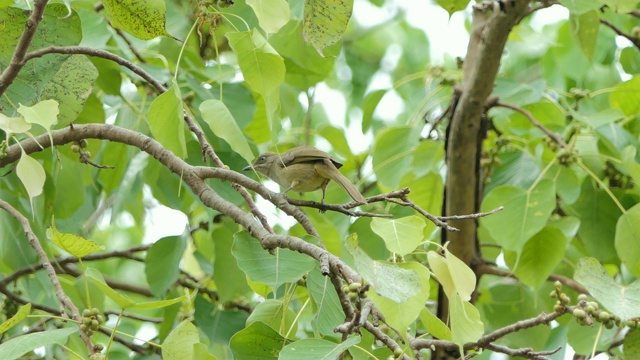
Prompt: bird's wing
<box><xmin>283</xmin><ymin>146</ymin><xmax>343</xmax><ymax>169</ymax></box>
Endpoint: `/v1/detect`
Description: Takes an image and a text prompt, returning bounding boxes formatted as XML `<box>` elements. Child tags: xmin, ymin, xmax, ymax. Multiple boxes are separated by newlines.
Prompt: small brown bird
<box><xmin>243</xmin><ymin>146</ymin><xmax>366</xmax><ymax>204</ymax></box>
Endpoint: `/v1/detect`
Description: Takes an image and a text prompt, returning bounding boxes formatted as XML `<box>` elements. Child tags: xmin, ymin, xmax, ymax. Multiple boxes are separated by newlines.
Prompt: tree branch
<box><xmin>491</xmin><ymin>101</ymin><xmax>568</xmax><ymax>148</ymax></box>
<box><xmin>0</xmin><ymin>199</ymin><xmax>95</xmax><ymax>353</ymax></box>
<box><xmin>0</xmin><ymin>0</ymin><xmax>50</xmax><ymax>96</ymax></box>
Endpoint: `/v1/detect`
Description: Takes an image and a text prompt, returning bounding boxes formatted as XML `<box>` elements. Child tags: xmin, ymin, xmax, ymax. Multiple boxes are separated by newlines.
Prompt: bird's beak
<box><xmin>242</xmin><ymin>165</ymin><xmax>252</xmax><ymax>171</ymax></box>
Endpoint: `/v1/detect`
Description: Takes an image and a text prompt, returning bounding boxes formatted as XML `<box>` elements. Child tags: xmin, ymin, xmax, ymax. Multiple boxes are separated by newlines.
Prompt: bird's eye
<box><xmin>259</xmin><ymin>156</ymin><xmax>266</xmax><ymax>161</ymax></box>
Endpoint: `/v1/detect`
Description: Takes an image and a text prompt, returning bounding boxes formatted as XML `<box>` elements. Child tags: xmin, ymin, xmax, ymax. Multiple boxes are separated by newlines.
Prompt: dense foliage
<box><xmin>1</xmin><ymin>0</ymin><xmax>640</xmax><ymax>359</ymax></box>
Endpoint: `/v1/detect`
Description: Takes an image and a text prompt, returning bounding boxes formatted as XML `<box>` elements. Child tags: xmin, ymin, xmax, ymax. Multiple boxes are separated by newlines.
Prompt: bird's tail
<box><xmin>331</xmin><ymin>171</ymin><xmax>367</xmax><ymax>204</ymax></box>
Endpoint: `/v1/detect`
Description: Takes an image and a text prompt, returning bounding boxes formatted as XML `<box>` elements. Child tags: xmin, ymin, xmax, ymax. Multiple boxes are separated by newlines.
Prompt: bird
<box><xmin>243</xmin><ymin>146</ymin><xmax>367</xmax><ymax>204</ymax></box>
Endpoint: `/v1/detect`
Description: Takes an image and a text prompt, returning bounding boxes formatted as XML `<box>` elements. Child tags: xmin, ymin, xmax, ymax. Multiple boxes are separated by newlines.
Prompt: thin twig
<box><xmin>438</xmin><ymin>206</ymin><xmax>503</xmax><ymax>220</ymax></box>
<box><xmin>114</xmin><ymin>28</ymin><xmax>147</xmax><ymax>63</ymax></box>
<box><xmin>599</xmin><ymin>18</ymin><xmax>640</xmax><ymax>49</ymax></box>
<box><xmin>0</xmin><ymin>199</ymin><xmax>95</xmax><ymax>353</ymax></box>
<box><xmin>492</xmin><ymin>101</ymin><xmax>568</xmax><ymax>148</ymax></box>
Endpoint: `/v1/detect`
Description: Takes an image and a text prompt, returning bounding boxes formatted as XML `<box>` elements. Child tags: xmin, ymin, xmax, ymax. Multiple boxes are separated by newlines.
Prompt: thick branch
<box><xmin>0</xmin><ymin>124</ymin><xmax>362</xmax><ymax>286</ymax></box>
<box><xmin>23</xmin><ymin>45</ymin><xmax>276</xmax><ymax>237</ymax></box>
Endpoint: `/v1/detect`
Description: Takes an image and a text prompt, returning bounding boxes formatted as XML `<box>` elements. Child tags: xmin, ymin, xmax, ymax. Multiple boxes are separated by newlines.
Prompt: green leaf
<box><xmin>434</xmin><ymin>0</ymin><xmax>470</xmax><ymax>15</ymax></box>
<box><xmin>493</xmin><ymin>79</ymin><xmax>545</xmax><ymax>107</ymax></box>
<box><xmin>49</xmin><ymin>220</ymin><xmax>103</xmax><ymax>258</ymax></box>
<box><xmin>86</xmin><ymin>268</ymin><xmax>136</xmax><ymax>308</ymax></box>
<box><xmin>370</xmin><ymin>216</ymin><xmax>426</xmax><ymax>256</ymax></box>
<box><xmin>0</xmin><ymin>327</ymin><xmax>77</xmax><ymax>360</ymax></box>
<box><xmin>620</xmin><ymin>47</ymin><xmax>640</xmax><ymax>74</ymax></box>
<box><xmin>0</xmin><ymin>114</ymin><xmax>30</xmax><ymax>140</ymax></box>
<box><xmin>480</xmin><ymin>179</ymin><xmax>556</xmax><ymax>254</ymax></box>
<box><xmin>227</xmin><ymin>30</ymin><xmax>284</xmax><ymax>134</ymax></box>
<box><xmin>504</xmin><ymin>227</ymin><xmax>568</xmax><ymax>289</ymax></box>
<box><xmin>230</xmin><ymin>321</ymin><xmax>287</xmax><ymax>360</ymax></box>
<box><xmin>280</xmin><ymin>336</ymin><xmax>360</xmax><ymax>360</ymax></box>
<box><xmin>449</xmin><ymin>293</ymin><xmax>484</xmax><ymax>350</ymax></box>
<box><xmin>615</xmin><ymin>203</ymin><xmax>640</xmax><ymax>277</ymax></box>
<box><xmin>559</xmin><ymin>0</ymin><xmax>603</xmax><ymax>14</ymax></box>
<box><xmin>610</xmin><ymin>75</ymin><xmax>640</xmax><ymax>116</ymax></box>
<box><xmin>564</xmin><ymin>180</ymin><xmax>620</xmax><ymax>261</ymax></box>
<box><xmin>130</xmin><ymin>297</ymin><xmax>186</xmax><ymax>310</ymax></box>
<box><xmin>303</xmin><ymin>0</ymin><xmax>353</xmax><ymax>55</ymax></box>
<box><xmin>372</xmin><ymin>126</ymin><xmax>419</xmax><ymax>190</ymax></box>
<box><xmin>485</xmin><ymin>150</ymin><xmax>540</xmax><ymax>193</ymax></box>
<box><xmin>427</xmin><ymin>247</ymin><xmax>475</xmax><ymax>301</ymax></box>
<box><xmin>269</xmin><ymin>21</ymin><xmax>338</xmax><ymax>89</ymax></box>
<box><xmin>345</xmin><ymin>234</ymin><xmax>421</xmax><ymax>303</ymax></box>
<box><xmin>148</xmin><ymin>81</ymin><xmax>187</xmax><ymax>158</ymax></box>
<box><xmin>247</xmin><ymin>0</ymin><xmax>290</xmax><ymax>34</ymax></box>
<box><xmin>200</xmin><ymin>99</ymin><xmax>254</xmax><ymax>165</ymax></box>
<box><xmin>307</xmin><ymin>267</ymin><xmax>345</xmax><ymax>336</ymax></box>
<box><xmin>367</xmin><ymin>261</ymin><xmax>431</xmax><ymax>332</ymax></box>
<box><xmin>193</xmin><ymin>342</ymin><xmax>217</xmax><ymax>360</ymax></box>
<box><xmin>361</xmin><ymin>89</ymin><xmax>387</xmax><ymax>133</ymax></box>
<box><xmin>87</xmin><ymin>269</ymin><xmax>184</xmax><ymax>310</ymax></box>
<box><xmin>570</xmin><ymin>10</ymin><xmax>599</xmax><ymax>59</ymax></box>
<box><xmin>17</xmin><ymin>99</ymin><xmax>59</xmax><ymax>143</ymax></box>
<box><xmin>146</xmin><ymin>236</ymin><xmax>187</xmax><ymax>297</ymax></box>
<box><xmin>625</xmin><ymin>329</ymin><xmax>640</xmax><ymax>359</ymax></box>
<box><xmin>102</xmin><ymin>0</ymin><xmax>171</xmax><ymax>40</ymax></box>
<box><xmin>553</xmin><ymin>165</ymin><xmax>581</xmax><ymax>204</ymax></box>
<box><xmin>211</xmin><ymin>223</ymin><xmax>252</xmax><ymax>303</ymax></box>
<box><xmin>162</xmin><ymin>320</ymin><xmax>199</xmax><ymax>360</ymax></box>
<box><xmin>16</xmin><ymin>151</ymin><xmax>45</xmax><ymax>213</ymax></box>
<box><xmin>0</xmin><ymin>6</ymin><xmax>96</xmax><ymax>125</ymax></box>
<box><xmin>574</xmin><ymin>257</ymin><xmax>640</xmax><ymax>321</ymax></box>
<box><xmin>231</xmin><ymin>231</ymin><xmax>316</xmax><ymax>290</ymax></box>
<box><xmin>0</xmin><ymin>303</ymin><xmax>30</xmax><ymax>334</ymax></box>
<box><xmin>420</xmin><ymin>308</ymin><xmax>452</xmax><ymax>341</ymax></box>
<box><xmin>246</xmin><ymin>299</ymin><xmax>297</xmax><ymax>336</ymax></box>
<box><xmin>622</xmin><ymin>146</ymin><xmax>640</xmax><ymax>186</ymax></box>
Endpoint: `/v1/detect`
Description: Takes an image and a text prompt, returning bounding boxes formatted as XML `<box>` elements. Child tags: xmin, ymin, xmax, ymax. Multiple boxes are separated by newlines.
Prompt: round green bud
<box><xmin>82</xmin><ymin>309</ymin><xmax>91</xmax><ymax>317</ymax></box>
<box><xmin>598</xmin><ymin>312</ymin><xmax>610</xmax><ymax>322</ymax></box>
<box><xmin>348</xmin><ymin>283</ymin><xmax>361</xmax><ymax>292</ymax></box>
<box><xmin>71</xmin><ymin>144</ymin><xmax>81</xmax><ymax>153</ymax></box>
<box><xmin>79</xmin><ymin>139</ymin><xmax>88</xmax><ymax>148</ymax></box>
<box><xmin>573</xmin><ymin>309</ymin><xmax>586</xmax><ymax>319</ymax></box>
<box><xmin>577</xmin><ymin>294</ymin><xmax>588</xmax><ymax>302</ymax></box>
<box><xmin>605</xmin><ymin>320</ymin><xmax>614</xmax><ymax>329</ymax></box>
